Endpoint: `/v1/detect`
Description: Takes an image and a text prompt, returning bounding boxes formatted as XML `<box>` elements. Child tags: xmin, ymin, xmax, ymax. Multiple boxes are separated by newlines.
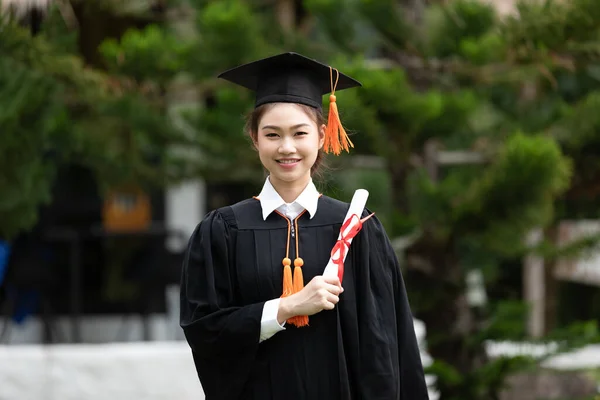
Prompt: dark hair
<box><xmin>244</xmin><ymin>103</ymin><xmax>328</xmax><ymax>180</ymax></box>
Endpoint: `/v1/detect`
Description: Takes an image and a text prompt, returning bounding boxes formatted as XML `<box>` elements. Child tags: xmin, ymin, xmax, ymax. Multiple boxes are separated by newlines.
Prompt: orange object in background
<box><xmin>102</xmin><ymin>187</ymin><xmax>151</xmax><ymax>232</ymax></box>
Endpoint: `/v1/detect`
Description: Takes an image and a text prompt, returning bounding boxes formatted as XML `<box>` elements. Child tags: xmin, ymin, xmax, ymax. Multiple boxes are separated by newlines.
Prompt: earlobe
<box><xmin>319</xmin><ymin>124</ymin><xmax>326</xmax><ymax>149</ymax></box>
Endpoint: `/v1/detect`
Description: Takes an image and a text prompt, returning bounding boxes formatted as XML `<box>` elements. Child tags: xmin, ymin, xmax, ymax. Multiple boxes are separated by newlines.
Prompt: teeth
<box><xmin>279</xmin><ymin>160</ymin><xmax>299</xmax><ymax>164</ymax></box>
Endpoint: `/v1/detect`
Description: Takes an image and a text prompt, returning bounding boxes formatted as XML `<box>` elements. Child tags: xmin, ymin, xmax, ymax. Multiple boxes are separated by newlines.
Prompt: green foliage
<box><xmin>543</xmin><ymin>320</ymin><xmax>600</xmax><ymax>352</ymax></box>
<box><xmin>0</xmin><ymin>57</ymin><xmax>63</xmax><ymax>239</ymax></box>
<box><xmin>456</xmin><ymin>133</ymin><xmax>571</xmax><ymax>255</ymax></box>
<box><xmin>305</xmin><ymin>0</ymin><xmax>362</xmax><ymax>52</ymax></box>
<box><xmin>404</xmin><ymin>132</ymin><xmax>573</xmax><ymax>256</ymax></box>
<box><xmin>502</xmin><ymin>0</ymin><xmax>600</xmax><ymax>61</ymax></box>
<box><xmin>476</xmin><ymin>300</ymin><xmax>529</xmax><ymax>342</ymax></box>
<box><xmin>182</xmin><ymin>87</ymin><xmax>262</xmax><ymax>182</ymax></box>
<box><xmin>418</xmin><ymin>89</ymin><xmax>479</xmax><ymax>142</ymax></box>
<box><xmin>189</xmin><ymin>0</ymin><xmax>270</xmax><ymax>79</ymax></box>
<box><xmin>39</xmin><ymin>5</ymin><xmax>79</xmax><ymax>54</ymax></box>
<box><xmin>100</xmin><ymin>24</ymin><xmax>188</xmax><ymax>84</ymax></box>
<box><xmin>427</xmin><ymin>355</ymin><xmax>536</xmax><ymax>400</ymax></box>
<box><xmin>334</xmin><ymin>63</ymin><xmax>478</xmax><ymax>156</ymax></box>
<box><xmin>325</xmin><ymin>167</ymin><xmax>394</xmax><ymax>228</ymax></box>
<box><xmin>73</xmin><ymin>92</ymin><xmax>193</xmax><ymax>187</ymax></box>
<box><xmin>460</xmin><ymin>31</ymin><xmax>506</xmax><ymax>65</ymax></box>
<box><xmin>552</xmin><ymin>92</ymin><xmax>600</xmax><ymax>150</ymax></box>
<box><xmin>0</xmin><ymin>11</ymin><xmax>193</xmax><ymax>239</ymax></box>
<box><xmin>426</xmin><ymin>0</ymin><xmax>498</xmax><ymax>58</ymax></box>
<box><xmin>357</xmin><ymin>0</ymin><xmax>412</xmax><ymax>50</ymax></box>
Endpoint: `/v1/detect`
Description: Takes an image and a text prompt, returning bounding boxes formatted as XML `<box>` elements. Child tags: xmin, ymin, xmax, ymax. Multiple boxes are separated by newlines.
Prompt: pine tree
<box><xmin>0</xmin><ymin>1</ymin><xmax>193</xmax><ymax>239</ymax></box>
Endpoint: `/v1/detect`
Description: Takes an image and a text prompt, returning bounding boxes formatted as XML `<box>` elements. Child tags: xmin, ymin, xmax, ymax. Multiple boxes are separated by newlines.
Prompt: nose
<box><xmin>278</xmin><ymin>136</ymin><xmax>296</xmax><ymax>154</ymax></box>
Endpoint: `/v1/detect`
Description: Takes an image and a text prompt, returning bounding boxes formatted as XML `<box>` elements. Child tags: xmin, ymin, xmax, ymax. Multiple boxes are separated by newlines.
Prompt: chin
<box><xmin>271</xmin><ymin>170</ymin><xmax>310</xmax><ymax>184</ymax></box>
<box><xmin>273</xmin><ymin>173</ymin><xmax>300</xmax><ymax>183</ymax></box>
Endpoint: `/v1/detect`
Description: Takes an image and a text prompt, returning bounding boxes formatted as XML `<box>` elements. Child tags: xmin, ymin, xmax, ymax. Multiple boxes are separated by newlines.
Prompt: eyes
<box><xmin>264</xmin><ymin>131</ymin><xmax>308</xmax><ymax>138</ymax></box>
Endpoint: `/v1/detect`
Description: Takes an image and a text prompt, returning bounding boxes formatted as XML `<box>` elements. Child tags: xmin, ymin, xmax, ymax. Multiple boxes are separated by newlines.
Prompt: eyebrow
<box><xmin>261</xmin><ymin>123</ymin><xmax>310</xmax><ymax>131</ymax></box>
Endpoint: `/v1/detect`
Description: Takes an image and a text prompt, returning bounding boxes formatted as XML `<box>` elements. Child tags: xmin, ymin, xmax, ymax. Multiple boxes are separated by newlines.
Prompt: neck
<box><xmin>270</xmin><ymin>175</ymin><xmax>310</xmax><ymax>203</ymax></box>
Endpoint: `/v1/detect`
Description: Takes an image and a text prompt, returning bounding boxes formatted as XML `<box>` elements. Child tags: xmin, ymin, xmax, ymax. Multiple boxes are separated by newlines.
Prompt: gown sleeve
<box><xmin>180</xmin><ymin>209</ymin><xmax>265</xmax><ymax>400</ymax></box>
<box><xmin>351</xmin><ymin>213</ymin><xmax>430</xmax><ymax>400</ymax></box>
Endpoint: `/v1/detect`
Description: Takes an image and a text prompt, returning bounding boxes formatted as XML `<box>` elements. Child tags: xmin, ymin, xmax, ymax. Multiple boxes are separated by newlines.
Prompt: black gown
<box><xmin>180</xmin><ymin>195</ymin><xmax>429</xmax><ymax>400</ymax></box>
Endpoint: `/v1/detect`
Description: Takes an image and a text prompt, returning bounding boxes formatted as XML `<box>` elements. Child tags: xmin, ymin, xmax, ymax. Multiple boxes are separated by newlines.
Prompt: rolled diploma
<box><xmin>323</xmin><ymin>189</ymin><xmax>370</xmax><ymax>278</ymax></box>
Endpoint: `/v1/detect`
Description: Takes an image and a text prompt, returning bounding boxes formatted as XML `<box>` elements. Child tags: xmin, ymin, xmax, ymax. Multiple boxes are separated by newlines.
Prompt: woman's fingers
<box><xmin>323</xmin><ymin>275</ymin><xmax>342</xmax><ymax>290</ymax></box>
<box><xmin>324</xmin><ymin>283</ymin><xmax>342</xmax><ymax>295</ymax></box>
<box><xmin>325</xmin><ymin>292</ymin><xmax>339</xmax><ymax>306</ymax></box>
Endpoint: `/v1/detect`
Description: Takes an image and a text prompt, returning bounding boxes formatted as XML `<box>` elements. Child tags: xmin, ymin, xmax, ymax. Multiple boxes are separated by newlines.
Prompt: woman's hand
<box><xmin>277</xmin><ymin>275</ymin><xmax>343</xmax><ymax>323</ymax></box>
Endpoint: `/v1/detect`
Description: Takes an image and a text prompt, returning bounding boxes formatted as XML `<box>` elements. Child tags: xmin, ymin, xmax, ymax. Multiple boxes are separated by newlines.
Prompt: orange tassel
<box><xmin>288</xmin><ymin>258</ymin><xmax>309</xmax><ymax>327</ymax></box>
<box><xmin>292</xmin><ymin>257</ymin><xmax>304</xmax><ymax>293</ymax></box>
<box><xmin>324</xmin><ymin>94</ymin><xmax>354</xmax><ymax>155</ymax></box>
<box><xmin>289</xmin><ymin>314</ymin><xmax>309</xmax><ymax>327</ymax></box>
<box><xmin>281</xmin><ymin>258</ymin><xmax>293</xmax><ymax>298</ymax></box>
<box><xmin>324</xmin><ymin>67</ymin><xmax>354</xmax><ymax>155</ymax></box>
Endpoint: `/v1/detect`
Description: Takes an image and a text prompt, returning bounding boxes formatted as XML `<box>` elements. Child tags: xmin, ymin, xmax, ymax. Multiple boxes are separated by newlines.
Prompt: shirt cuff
<box><xmin>259</xmin><ymin>298</ymin><xmax>286</xmax><ymax>343</ymax></box>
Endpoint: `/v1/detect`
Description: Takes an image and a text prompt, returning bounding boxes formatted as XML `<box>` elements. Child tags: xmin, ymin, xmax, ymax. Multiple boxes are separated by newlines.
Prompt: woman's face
<box><xmin>255</xmin><ymin>103</ymin><xmax>325</xmax><ymax>188</ymax></box>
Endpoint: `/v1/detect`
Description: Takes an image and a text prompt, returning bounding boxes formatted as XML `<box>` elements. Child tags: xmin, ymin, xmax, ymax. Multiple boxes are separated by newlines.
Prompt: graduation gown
<box><xmin>180</xmin><ymin>195</ymin><xmax>429</xmax><ymax>400</ymax></box>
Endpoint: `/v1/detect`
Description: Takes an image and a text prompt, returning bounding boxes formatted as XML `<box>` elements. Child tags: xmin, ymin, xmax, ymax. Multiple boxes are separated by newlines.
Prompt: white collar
<box><xmin>257</xmin><ymin>177</ymin><xmax>319</xmax><ymax>220</ymax></box>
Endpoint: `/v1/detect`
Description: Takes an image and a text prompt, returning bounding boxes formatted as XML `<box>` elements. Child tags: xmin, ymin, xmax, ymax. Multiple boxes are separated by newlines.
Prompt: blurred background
<box><xmin>1</xmin><ymin>0</ymin><xmax>600</xmax><ymax>399</ymax></box>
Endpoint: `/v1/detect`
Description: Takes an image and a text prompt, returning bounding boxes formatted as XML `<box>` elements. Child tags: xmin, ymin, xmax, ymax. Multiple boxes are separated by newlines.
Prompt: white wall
<box><xmin>165</xmin><ymin>180</ymin><xmax>205</xmax><ymax>253</ymax></box>
<box><xmin>0</xmin><ymin>342</ymin><xmax>205</xmax><ymax>400</ymax></box>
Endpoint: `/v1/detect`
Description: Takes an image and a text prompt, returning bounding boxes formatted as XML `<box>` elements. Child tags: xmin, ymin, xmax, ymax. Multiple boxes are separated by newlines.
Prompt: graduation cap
<box><xmin>218</xmin><ymin>52</ymin><xmax>362</xmax><ymax>155</ymax></box>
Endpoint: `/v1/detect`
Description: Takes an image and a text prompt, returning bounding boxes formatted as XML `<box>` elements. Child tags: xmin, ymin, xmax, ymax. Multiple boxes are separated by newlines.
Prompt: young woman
<box><xmin>180</xmin><ymin>52</ymin><xmax>429</xmax><ymax>400</ymax></box>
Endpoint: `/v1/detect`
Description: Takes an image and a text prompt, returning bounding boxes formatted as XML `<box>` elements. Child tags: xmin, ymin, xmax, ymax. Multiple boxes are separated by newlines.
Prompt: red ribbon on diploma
<box><xmin>330</xmin><ymin>212</ymin><xmax>375</xmax><ymax>283</ymax></box>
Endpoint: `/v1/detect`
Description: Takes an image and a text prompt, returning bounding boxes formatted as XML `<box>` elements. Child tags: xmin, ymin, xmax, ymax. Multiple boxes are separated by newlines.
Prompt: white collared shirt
<box><xmin>257</xmin><ymin>177</ymin><xmax>320</xmax><ymax>342</ymax></box>
<box><xmin>257</xmin><ymin>176</ymin><xmax>319</xmax><ymax>221</ymax></box>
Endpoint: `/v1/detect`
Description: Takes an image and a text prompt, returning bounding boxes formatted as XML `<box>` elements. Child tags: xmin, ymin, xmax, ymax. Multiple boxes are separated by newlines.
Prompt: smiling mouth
<box><xmin>277</xmin><ymin>159</ymin><xmax>301</xmax><ymax>164</ymax></box>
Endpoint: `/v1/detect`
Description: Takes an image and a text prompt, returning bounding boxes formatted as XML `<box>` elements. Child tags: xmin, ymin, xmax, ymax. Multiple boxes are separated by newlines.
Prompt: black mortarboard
<box><xmin>218</xmin><ymin>52</ymin><xmax>361</xmax><ymax>109</ymax></box>
<box><xmin>218</xmin><ymin>52</ymin><xmax>362</xmax><ymax>155</ymax></box>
